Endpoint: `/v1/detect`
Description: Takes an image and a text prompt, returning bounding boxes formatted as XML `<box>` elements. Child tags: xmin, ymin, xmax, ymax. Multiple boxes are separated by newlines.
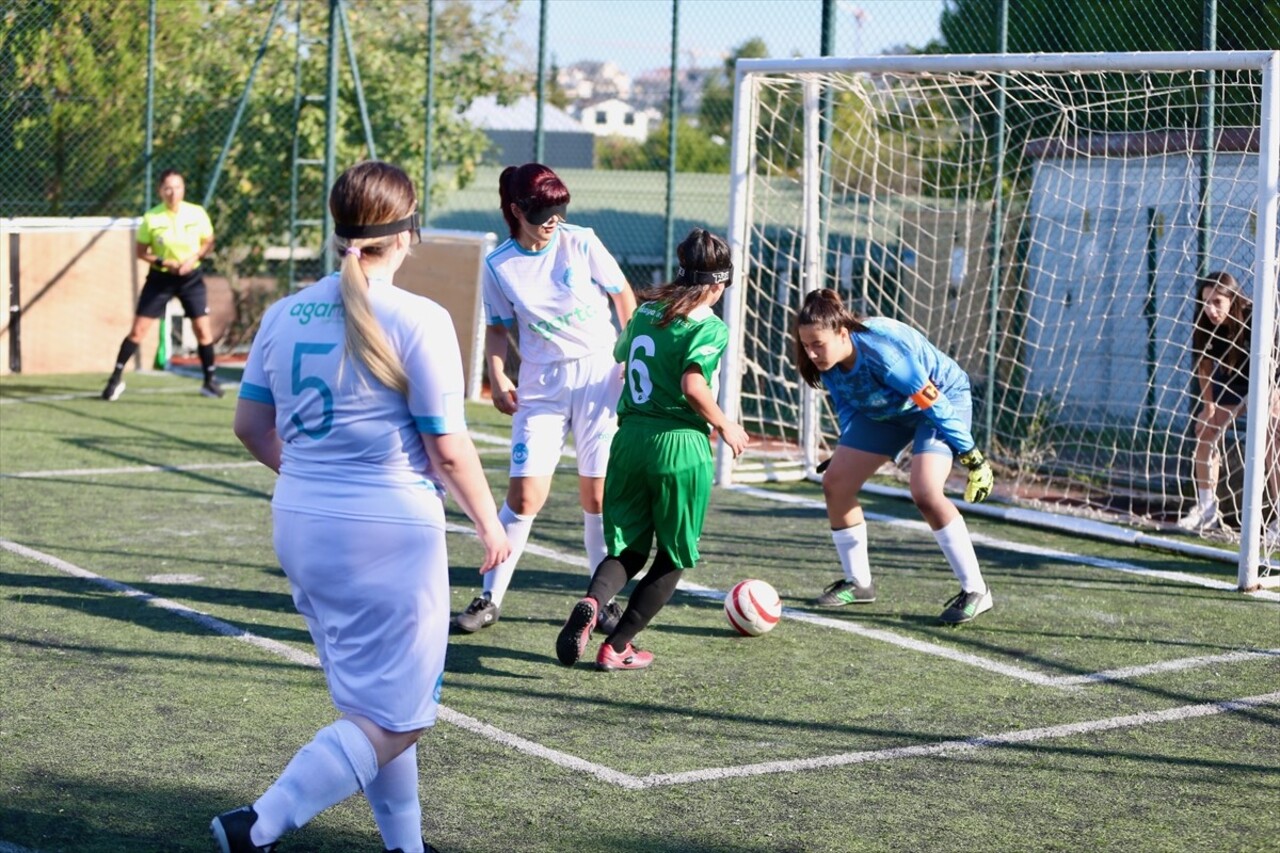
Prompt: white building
<box><xmin>557</xmin><ymin>60</ymin><xmax>631</xmax><ymax>103</ymax></box>
<box><xmin>462</xmin><ymin>95</ymin><xmax>594</xmax><ymax>168</ymax></box>
<box><xmin>577</xmin><ymin>98</ymin><xmax>656</xmax><ymax>142</ymax></box>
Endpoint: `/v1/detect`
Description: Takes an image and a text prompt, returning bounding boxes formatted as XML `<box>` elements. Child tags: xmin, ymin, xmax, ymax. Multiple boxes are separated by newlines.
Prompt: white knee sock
<box><xmin>251</xmin><ymin>719</ymin><xmax>379</xmax><ymax>846</ymax></box>
<box><xmin>583</xmin><ymin>511</ymin><xmax>607</xmax><ymax>576</ymax></box>
<box><xmin>933</xmin><ymin>516</ymin><xmax>986</xmax><ymax>594</ymax></box>
<box><xmin>482</xmin><ymin>502</ymin><xmax>535</xmax><ymax>607</ymax></box>
<box><xmin>831</xmin><ymin>524</ymin><xmax>873</xmax><ymax>587</ymax></box>
<box><xmin>365</xmin><ymin>743</ymin><xmax>422</xmax><ymax>853</ymax></box>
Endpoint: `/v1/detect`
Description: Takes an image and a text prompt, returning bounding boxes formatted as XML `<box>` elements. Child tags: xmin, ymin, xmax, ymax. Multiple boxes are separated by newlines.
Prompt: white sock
<box><xmin>583</xmin><ymin>511</ymin><xmax>607</xmax><ymax>576</ymax></box>
<box><xmin>1197</xmin><ymin>489</ymin><xmax>1216</xmax><ymax>510</ymax></box>
<box><xmin>482</xmin><ymin>502</ymin><xmax>535</xmax><ymax>607</ymax></box>
<box><xmin>831</xmin><ymin>524</ymin><xmax>873</xmax><ymax>587</ymax></box>
<box><xmin>365</xmin><ymin>743</ymin><xmax>422</xmax><ymax>853</ymax></box>
<box><xmin>251</xmin><ymin>719</ymin><xmax>378</xmax><ymax>846</ymax></box>
<box><xmin>933</xmin><ymin>516</ymin><xmax>986</xmax><ymax>594</ymax></box>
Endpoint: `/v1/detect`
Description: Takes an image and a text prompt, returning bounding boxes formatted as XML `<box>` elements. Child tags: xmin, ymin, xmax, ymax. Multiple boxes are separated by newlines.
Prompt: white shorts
<box><xmin>272</xmin><ymin>503</ymin><xmax>449</xmax><ymax>732</ymax></box>
<box><xmin>509</xmin><ymin>350</ymin><xmax>622</xmax><ymax>479</ymax></box>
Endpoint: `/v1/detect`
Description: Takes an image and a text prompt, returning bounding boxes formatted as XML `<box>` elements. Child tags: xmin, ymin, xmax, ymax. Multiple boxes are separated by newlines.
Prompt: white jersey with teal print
<box><xmin>239</xmin><ymin>272</ymin><xmax>467</xmax><ymax>522</ymax></box>
<box><xmin>481</xmin><ymin>223</ymin><xmax>627</xmax><ymax>364</ymax></box>
<box><xmin>822</xmin><ymin>316</ymin><xmax>975</xmax><ymax>455</ymax></box>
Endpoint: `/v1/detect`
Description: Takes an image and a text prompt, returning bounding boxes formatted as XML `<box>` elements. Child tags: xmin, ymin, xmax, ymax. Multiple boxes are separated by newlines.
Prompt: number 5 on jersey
<box><xmin>291</xmin><ymin>342</ymin><xmax>336</xmax><ymax>439</ymax></box>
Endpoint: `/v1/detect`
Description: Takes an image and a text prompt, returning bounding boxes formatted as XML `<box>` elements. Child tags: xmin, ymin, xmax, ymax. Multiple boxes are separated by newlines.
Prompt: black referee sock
<box><xmin>585</xmin><ymin>548</ymin><xmax>648</xmax><ymax>607</ymax></box>
<box><xmin>197</xmin><ymin>343</ymin><xmax>217</xmax><ymax>380</ymax></box>
<box><xmin>112</xmin><ymin>338</ymin><xmax>139</xmax><ymax>377</ymax></box>
<box><xmin>608</xmin><ymin>551</ymin><xmax>681</xmax><ymax>652</ymax></box>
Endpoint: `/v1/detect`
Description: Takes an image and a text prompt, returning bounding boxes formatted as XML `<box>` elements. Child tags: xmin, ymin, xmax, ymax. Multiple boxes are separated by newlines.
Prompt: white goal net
<box><xmin>716</xmin><ymin>52</ymin><xmax>1279</xmax><ymax>590</ymax></box>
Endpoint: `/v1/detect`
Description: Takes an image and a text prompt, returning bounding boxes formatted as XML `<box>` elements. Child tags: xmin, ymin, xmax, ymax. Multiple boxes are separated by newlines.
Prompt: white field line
<box><xmin>0</xmin><ymin>380</ymin><xmax>224</xmax><ymax>405</ymax></box>
<box><xmin>5</xmin><ymin>537</ymin><xmax>1279</xmax><ymax>792</ymax></box>
<box><xmin>445</xmin><ymin>524</ymin><xmax>1280</xmax><ymax>690</ymax></box>
<box><xmin>0</xmin><ymin>446</ymin><xmax>508</xmax><ymax>480</ymax></box>
<box><xmin>637</xmin><ymin>691</ymin><xmax>1280</xmax><ymax>788</ymax></box>
<box><xmin>1</xmin><ymin>461</ymin><xmax>261</xmax><ymax>479</ymax></box>
<box><xmin>732</xmin><ymin>485</ymin><xmax>1280</xmax><ymax>603</ymax></box>
<box><xmin>4</xmin><ymin>448</ymin><xmax>1274</xmax><ymax>678</ymax></box>
<box><xmin>0</xmin><ymin>537</ymin><xmax>639</xmax><ymax>789</ymax></box>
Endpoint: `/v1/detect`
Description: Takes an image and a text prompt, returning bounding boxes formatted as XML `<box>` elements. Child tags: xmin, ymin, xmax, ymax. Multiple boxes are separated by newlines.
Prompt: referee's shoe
<box><xmin>201</xmin><ymin>377</ymin><xmax>226</xmax><ymax>398</ymax></box>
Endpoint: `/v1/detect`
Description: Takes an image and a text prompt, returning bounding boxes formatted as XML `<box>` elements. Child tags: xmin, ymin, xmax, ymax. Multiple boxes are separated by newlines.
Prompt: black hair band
<box><xmin>675</xmin><ymin>265</ymin><xmax>733</xmax><ymax>286</ymax></box>
<box><xmin>334</xmin><ymin>212</ymin><xmax>420</xmax><ymax>239</ymax></box>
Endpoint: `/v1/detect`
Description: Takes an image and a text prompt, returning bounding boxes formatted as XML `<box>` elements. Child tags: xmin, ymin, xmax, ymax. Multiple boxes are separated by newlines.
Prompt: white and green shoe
<box><xmin>816</xmin><ymin>578</ymin><xmax>876</xmax><ymax>606</ymax></box>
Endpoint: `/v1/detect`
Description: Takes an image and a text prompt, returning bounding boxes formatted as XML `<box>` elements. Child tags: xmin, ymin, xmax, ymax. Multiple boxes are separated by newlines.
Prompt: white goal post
<box><xmin>716</xmin><ymin>52</ymin><xmax>1279</xmax><ymax>591</ymax></box>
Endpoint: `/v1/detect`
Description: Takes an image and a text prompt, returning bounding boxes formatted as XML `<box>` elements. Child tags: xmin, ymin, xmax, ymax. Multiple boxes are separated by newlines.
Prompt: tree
<box><xmin>597</xmin><ymin>118</ymin><xmax>729</xmax><ymax>173</ymax></box>
<box><xmin>698</xmin><ymin>37</ymin><xmax>769</xmax><ymax>143</ymax></box>
<box><xmin>0</xmin><ymin>0</ymin><xmax>525</xmax><ymax>275</ymax></box>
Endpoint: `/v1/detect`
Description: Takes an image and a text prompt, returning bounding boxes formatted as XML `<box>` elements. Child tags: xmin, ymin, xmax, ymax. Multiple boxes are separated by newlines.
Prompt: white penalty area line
<box><xmin>732</xmin><ymin>485</ymin><xmax>1280</xmax><ymax>603</ymax></box>
<box><xmin>5</xmin><ymin>452</ymin><xmax>1274</xmax><ymax>686</ymax></box>
<box><xmin>443</xmin><ymin>524</ymin><xmax>1280</xmax><ymax>691</ymax></box>
<box><xmin>636</xmin><ymin>690</ymin><xmax>1280</xmax><ymax>788</ymax></box>
<box><xmin>0</xmin><ymin>537</ymin><xmax>631</xmax><ymax>789</ymax></box>
<box><xmin>5</xmin><ymin>537</ymin><xmax>1279</xmax><ymax>792</ymax></box>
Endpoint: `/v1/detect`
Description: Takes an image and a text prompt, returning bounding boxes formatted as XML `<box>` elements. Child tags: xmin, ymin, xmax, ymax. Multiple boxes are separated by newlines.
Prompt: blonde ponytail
<box><xmin>337</xmin><ymin>243</ymin><xmax>409</xmax><ymax>395</ymax></box>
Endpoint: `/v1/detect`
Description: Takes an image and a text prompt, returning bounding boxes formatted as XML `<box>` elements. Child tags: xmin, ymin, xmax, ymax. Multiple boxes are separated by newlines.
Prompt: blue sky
<box><xmin>503</xmin><ymin>0</ymin><xmax>947</xmax><ymax>79</ymax></box>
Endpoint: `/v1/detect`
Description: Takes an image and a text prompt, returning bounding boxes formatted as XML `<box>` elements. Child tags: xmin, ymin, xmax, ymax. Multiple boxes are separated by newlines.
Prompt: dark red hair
<box><xmin>498</xmin><ymin>163</ymin><xmax>570</xmax><ymax>238</ymax></box>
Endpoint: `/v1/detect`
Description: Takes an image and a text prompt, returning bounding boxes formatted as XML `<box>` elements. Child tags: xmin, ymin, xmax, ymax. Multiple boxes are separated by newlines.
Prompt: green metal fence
<box><xmin>2</xmin><ymin>0</ymin><xmax>1276</xmax><ymax>348</ymax></box>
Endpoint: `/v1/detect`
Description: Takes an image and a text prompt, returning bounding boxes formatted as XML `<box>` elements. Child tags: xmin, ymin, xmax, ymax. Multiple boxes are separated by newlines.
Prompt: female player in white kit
<box><xmin>212</xmin><ymin>161</ymin><xmax>509</xmax><ymax>853</ymax></box>
<box><xmin>451</xmin><ymin>162</ymin><xmax>637</xmax><ymax>634</ymax></box>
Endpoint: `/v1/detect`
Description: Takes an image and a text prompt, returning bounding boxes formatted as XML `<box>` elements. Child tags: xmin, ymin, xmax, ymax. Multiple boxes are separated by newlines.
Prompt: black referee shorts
<box><xmin>135</xmin><ymin>267</ymin><xmax>210</xmax><ymax>319</ymax></box>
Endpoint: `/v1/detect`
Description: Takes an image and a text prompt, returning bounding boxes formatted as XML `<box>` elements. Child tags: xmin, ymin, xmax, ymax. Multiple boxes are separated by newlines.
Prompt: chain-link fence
<box><xmin>2</xmin><ymin>0</ymin><xmax>1277</xmax><ymax>349</ymax></box>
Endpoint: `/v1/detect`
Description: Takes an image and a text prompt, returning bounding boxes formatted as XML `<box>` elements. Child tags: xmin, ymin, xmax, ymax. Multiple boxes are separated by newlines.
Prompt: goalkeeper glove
<box><xmin>958</xmin><ymin>448</ymin><xmax>993</xmax><ymax>503</ymax></box>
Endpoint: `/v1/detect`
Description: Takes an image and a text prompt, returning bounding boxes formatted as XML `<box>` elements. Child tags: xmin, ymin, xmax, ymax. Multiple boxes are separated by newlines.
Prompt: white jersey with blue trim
<box><xmin>239</xmin><ymin>272</ymin><xmax>467</xmax><ymax>522</ymax></box>
<box><xmin>821</xmin><ymin>316</ymin><xmax>976</xmax><ymax>454</ymax></box>
<box><xmin>481</xmin><ymin>223</ymin><xmax>627</xmax><ymax>364</ymax></box>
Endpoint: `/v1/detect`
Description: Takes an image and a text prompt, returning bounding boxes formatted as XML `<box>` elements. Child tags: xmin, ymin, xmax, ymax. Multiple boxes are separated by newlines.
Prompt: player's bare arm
<box><xmin>610</xmin><ymin>282</ymin><xmax>638</xmax><ymax>329</ymax></box>
<box><xmin>484</xmin><ymin>323</ymin><xmax>518</xmax><ymax>415</ymax></box>
<box><xmin>682</xmin><ymin>365</ymin><xmax>748</xmax><ymax>458</ymax></box>
<box><xmin>232</xmin><ymin>398</ymin><xmax>282</xmax><ymax>474</ymax></box>
<box><xmin>422</xmin><ymin>431</ymin><xmax>511</xmax><ymax>571</ymax></box>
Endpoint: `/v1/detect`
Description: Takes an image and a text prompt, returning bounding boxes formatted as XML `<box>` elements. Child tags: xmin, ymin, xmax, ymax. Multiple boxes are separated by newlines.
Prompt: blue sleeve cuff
<box><xmin>415</xmin><ymin>415</ymin><xmax>467</xmax><ymax>435</ymax></box>
<box><xmin>238</xmin><ymin>381</ymin><xmax>274</xmax><ymax>404</ymax></box>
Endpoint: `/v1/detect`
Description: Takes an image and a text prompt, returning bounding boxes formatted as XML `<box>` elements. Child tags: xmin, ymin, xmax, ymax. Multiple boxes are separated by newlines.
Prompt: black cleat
<box><xmin>210</xmin><ymin>806</ymin><xmax>277</xmax><ymax>853</ymax></box>
<box><xmin>451</xmin><ymin>594</ymin><xmax>500</xmax><ymax>633</ymax></box>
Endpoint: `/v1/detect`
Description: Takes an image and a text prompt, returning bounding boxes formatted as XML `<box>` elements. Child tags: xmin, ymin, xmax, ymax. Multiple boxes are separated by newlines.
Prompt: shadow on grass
<box><xmin>0</xmin><ymin>569</ymin><xmax>310</xmax><ymax>644</ymax></box>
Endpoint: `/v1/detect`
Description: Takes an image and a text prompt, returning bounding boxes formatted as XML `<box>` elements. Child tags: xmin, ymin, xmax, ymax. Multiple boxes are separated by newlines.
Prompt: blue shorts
<box><xmin>837</xmin><ymin>397</ymin><xmax>972</xmax><ymax>459</ymax></box>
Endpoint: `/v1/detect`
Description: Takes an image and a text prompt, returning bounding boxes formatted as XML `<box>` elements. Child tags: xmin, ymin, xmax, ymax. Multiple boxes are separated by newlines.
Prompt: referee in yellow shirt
<box><xmin>102</xmin><ymin>169</ymin><xmax>221</xmax><ymax>400</ymax></box>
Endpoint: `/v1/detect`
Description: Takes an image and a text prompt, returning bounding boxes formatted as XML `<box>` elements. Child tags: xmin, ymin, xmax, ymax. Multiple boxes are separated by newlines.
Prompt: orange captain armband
<box><xmin>910</xmin><ymin>380</ymin><xmax>941</xmax><ymax>410</ymax></box>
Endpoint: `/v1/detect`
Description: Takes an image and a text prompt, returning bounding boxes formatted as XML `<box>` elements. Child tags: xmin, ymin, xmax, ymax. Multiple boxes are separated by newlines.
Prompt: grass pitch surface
<box><xmin>2</xmin><ymin>372</ymin><xmax>1277</xmax><ymax>852</ymax></box>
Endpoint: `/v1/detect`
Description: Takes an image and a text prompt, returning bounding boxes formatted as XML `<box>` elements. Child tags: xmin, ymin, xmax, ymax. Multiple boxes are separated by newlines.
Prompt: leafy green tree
<box><xmin>1</xmin><ymin>1</ymin><xmax>152</xmax><ymax>215</ymax></box>
<box><xmin>596</xmin><ymin>116</ymin><xmax>731</xmax><ymax>173</ymax></box>
<box><xmin>698</xmin><ymin>37</ymin><xmax>769</xmax><ymax>142</ymax></box>
<box><xmin>0</xmin><ymin>0</ymin><xmax>524</xmax><ymax>275</ymax></box>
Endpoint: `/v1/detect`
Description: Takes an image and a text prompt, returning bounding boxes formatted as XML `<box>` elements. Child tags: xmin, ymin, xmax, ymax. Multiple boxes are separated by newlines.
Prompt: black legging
<box><xmin>586</xmin><ymin>549</ymin><xmax>682</xmax><ymax>652</ymax></box>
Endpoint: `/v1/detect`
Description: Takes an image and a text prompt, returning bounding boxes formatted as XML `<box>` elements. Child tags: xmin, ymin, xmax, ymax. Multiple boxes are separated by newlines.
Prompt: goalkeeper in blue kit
<box><xmin>556</xmin><ymin>229</ymin><xmax>749</xmax><ymax>671</ymax></box>
<box><xmin>796</xmin><ymin>288</ymin><xmax>994</xmax><ymax>625</ymax></box>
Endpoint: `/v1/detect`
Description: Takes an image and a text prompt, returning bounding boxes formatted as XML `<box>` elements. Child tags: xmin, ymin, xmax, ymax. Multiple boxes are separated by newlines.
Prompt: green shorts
<box><xmin>603</xmin><ymin>422</ymin><xmax>713</xmax><ymax>570</ymax></box>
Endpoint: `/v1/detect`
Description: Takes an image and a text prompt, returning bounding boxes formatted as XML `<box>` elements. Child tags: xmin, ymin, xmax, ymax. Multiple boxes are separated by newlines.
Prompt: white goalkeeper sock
<box><xmin>482</xmin><ymin>502</ymin><xmax>535</xmax><ymax>607</ymax></box>
<box><xmin>251</xmin><ymin>719</ymin><xmax>378</xmax><ymax>846</ymax></box>
<box><xmin>831</xmin><ymin>524</ymin><xmax>873</xmax><ymax>587</ymax></box>
<box><xmin>934</xmin><ymin>516</ymin><xmax>986</xmax><ymax>594</ymax></box>
<box><xmin>584</xmin><ymin>511</ymin><xmax>607</xmax><ymax>576</ymax></box>
<box><xmin>1196</xmin><ymin>489</ymin><xmax>1216</xmax><ymax>511</ymax></box>
<box><xmin>365</xmin><ymin>743</ymin><xmax>423</xmax><ymax>853</ymax></box>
